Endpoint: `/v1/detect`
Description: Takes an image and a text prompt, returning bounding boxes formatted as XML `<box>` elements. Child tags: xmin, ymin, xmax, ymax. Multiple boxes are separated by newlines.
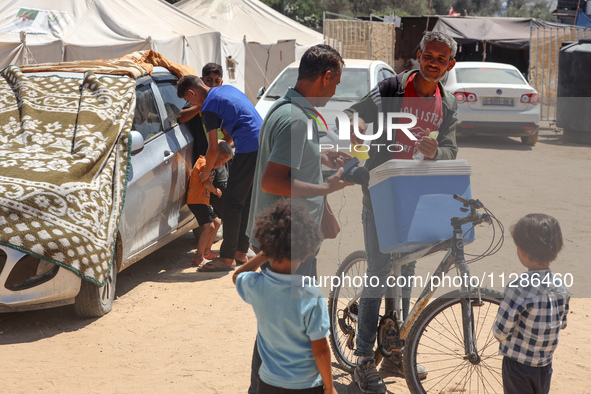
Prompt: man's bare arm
<box><xmin>178</xmin><ymin>105</ymin><xmax>201</xmax><ymax>123</ymax></box>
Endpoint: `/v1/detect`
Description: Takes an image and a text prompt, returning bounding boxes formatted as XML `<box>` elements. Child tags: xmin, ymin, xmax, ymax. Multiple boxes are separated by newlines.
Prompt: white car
<box><xmin>255</xmin><ymin>59</ymin><xmax>396</xmax><ymax>152</ymax></box>
<box><xmin>442</xmin><ymin>61</ymin><xmax>541</xmax><ymax>145</ymax></box>
<box><xmin>0</xmin><ymin>67</ymin><xmax>197</xmax><ymax>318</ymax></box>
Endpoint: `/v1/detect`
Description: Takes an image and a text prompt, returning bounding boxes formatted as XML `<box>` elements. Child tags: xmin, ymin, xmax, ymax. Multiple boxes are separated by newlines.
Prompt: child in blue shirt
<box><xmin>493</xmin><ymin>213</ymin><xmax>570</xmax><ymax>394</ymax></box>
<box><xmin>234</xmin><ymin>200</ymin><xmax>337</xmax><ymax>394</ymax></box>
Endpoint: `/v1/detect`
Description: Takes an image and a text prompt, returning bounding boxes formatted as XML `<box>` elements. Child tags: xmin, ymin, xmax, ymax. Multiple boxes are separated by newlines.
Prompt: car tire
<box><xmin>73</xmin><ymin>238</ymin><xmax>120</xmax><ymax>318</ymax></box>
<box><xmin>521</xmin><ymin>130</ymin><xmax>539</xmax><ymax>145</ymax></box>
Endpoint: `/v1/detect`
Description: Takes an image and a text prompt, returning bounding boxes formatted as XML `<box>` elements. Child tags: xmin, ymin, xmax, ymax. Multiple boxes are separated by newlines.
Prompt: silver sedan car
<box><xmin>442</xmin><ymin>61</ymin><xmax>541</xmax><ymax>145</ymax></box>
<box><xmin>0</xmin><ymin>67</ymin><xmax>197</xmax><ymax>318</ymax></box>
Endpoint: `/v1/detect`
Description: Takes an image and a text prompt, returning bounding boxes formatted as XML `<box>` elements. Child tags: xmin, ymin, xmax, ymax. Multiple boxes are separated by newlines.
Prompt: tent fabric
<box><xmin>577</xmin><ymin>9</ymin><xmax>591</xmax><ymax>28</ymax></box>
<box><xmin>433</xmin><ymin>17</ymin><xmax>535</xmax><ymax>49</ymax></box>
<box><xmin>0</xmin><ymin>0</ymin><xmax>221</xmax><ymax>75</ymax></box>
<box><xmin>176</xmin><ymin>0</ymin><xmax>323</xmax><ymax>103</ymax></box>
<box><xmin>433</xmin><ymin>17</ymin><xmax>584</xmax><ymax>50</ymax></box>
<box><xmin>176</xmin><ymin>0</ymin><xmax>322</xmax><ymax>45</ymax></box>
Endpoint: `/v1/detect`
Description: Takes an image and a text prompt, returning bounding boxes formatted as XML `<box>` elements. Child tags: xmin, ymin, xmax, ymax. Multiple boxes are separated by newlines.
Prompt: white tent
<box><xmin>0</xmin><ymin>0</ymin><xmax>221</xmax><ymax>75</ymax></box>
<box><xmin>176</xmin><ymin>0</ymin><xmax>323</xmax><ymax>102</ymax></box>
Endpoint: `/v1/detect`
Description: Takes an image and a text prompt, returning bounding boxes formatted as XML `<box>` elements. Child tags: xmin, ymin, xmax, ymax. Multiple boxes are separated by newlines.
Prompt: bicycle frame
<box><xmin>390</xmin><ymin>212</ymin><xmax>482</xmax><ymax>361</ymax></box>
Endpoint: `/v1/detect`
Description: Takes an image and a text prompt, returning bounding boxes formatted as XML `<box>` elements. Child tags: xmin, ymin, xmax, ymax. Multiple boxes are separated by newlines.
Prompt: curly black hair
<box><xmin>511</xmin><ymin>213</ymin><xmax>563</xmax><ymax>265</ymax></box>
<box><xmin>253</xmin><ymin>199</ymin><xmax>322</xmax><ymax>262</ymax></box>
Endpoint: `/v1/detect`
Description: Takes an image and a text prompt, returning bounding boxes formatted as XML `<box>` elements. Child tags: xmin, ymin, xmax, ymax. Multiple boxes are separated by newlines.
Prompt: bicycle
<box><xmin>328</xmin><ymin>195</ymin><xmax>505</xmax><ymax>393</ymax></box>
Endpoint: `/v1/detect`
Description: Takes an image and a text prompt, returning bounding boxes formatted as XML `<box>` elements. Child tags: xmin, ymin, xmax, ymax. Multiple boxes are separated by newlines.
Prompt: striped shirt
<box><xmin>493</xmin><ymin>269</ymin><xmax>570</xmax><ymax>367</ymax></box>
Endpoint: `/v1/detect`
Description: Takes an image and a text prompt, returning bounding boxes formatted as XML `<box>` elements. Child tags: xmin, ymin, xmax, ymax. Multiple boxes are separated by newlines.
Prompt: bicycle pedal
<box><xmin>346</xmin><ymin>331</ymin><xmax>356</xmax><ymax>350</ymax></box>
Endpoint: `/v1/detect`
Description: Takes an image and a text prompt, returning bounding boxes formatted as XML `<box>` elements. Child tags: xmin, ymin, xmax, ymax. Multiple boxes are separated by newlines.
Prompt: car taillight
<box><xmin>455</xmin><ymin>91</ymin><xmax>477</xmax><ymax>103</ymax></box>
<box><xmin>521</xmin><ymin>93</ymin><xmax>539</xmax><ymax>105</ymax></box>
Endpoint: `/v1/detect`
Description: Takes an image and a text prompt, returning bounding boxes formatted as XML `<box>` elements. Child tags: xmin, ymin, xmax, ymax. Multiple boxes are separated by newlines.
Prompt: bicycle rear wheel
<box><xmin>404</xmin><ymin>288</ymin><xmax>503</xmax><ymax>394</ymax></box>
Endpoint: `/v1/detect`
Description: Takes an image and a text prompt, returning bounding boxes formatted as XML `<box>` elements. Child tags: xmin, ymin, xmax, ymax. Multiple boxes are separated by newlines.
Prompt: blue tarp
<box><xmin>576</xmin><ymin>8</ymin><xmax>591</xmax><ymax>28</ymax></box>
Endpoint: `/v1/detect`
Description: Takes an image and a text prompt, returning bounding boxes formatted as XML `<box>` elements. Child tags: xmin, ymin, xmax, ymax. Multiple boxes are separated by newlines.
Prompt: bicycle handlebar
<box><xmin>453</xmin><ymin>194</ymin><xmax>484</xmax><ymax>209</ymax></box>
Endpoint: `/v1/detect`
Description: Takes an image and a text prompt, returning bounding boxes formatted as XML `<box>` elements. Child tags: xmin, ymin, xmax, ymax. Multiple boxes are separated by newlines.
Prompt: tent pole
<box><xmin>426</xmin><ymin>0</ymin><xmax>433</xmax><ymax>32</ymax></box>
<box><xmin>574</xmin><ymin>0</ymin><xmax>582</xmax><ymax>25</ymax></box>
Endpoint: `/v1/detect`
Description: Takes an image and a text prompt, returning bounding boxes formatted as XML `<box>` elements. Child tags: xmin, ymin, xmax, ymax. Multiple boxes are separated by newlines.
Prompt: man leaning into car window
<box><xmin>178</xmin><ymin>63</ymin><xmax>229</xmax><ymax>240</ymax></box>
<box><xmin>345</xmin><ymin>31</ymin><xmax>459</xmax><ymax>394</ymax></box>
<box><xmin>177</xmin><ymin>74</ymin><xmax>262</xmax><ymax>271</ymax></box>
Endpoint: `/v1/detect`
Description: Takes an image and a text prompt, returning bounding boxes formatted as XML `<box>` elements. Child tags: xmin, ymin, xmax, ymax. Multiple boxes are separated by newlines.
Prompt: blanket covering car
<box><xmin>0</xmin><ymin>65</ymin><xmax>135</xmax><ymax>286</ymax></box>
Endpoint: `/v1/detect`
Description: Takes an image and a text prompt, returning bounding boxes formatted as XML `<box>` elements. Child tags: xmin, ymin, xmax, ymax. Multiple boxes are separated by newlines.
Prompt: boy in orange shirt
<box><xmin>188</xmin><ymin>141</ymin><xmax>233</xmax><ymax>270</ymax></box>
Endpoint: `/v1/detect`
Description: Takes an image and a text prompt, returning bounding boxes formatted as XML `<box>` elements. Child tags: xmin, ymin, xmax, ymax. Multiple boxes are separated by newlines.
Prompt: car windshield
<box><xmin>264</xmin><ymin>68</ymin><xmax>370</xmax><ymax>101</ymax></box>
<box><xmin>455</xmin><ymin>68</ymin><xmax>526</xmax><ymax>85</ymax></box>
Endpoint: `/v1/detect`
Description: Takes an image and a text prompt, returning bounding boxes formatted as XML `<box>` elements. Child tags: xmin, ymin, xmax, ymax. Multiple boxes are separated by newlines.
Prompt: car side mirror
<box><xmin>256</xmin><ymin>86</ymin><xmax>266</xmax><ymax>100</ymax></box>
<box><xmin>129</xmin><ymin>130</ymin><xmax>145</xmax><ymax>155</ymax></box>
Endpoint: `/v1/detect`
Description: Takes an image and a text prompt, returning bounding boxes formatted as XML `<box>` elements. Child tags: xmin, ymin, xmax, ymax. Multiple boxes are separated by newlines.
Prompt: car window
<box><xmin>133</xmin><ymin>84</ymin><xmax>162</xmax><ymax>142</ymax></box>
<box><xmin>378</xmin><ymin>67</ymin><xmax>395</xmax><ymax>82</ymax></box>
<box><xmin>455</xmin><ymin>68</ymin><xmax>526</xmax><ymax>85</ymax></box>
<box><xmin>265</xmin><ymin>68</ymin><xmax>370</xmax><ymax>101</ymax></box>
<box><xmin>156</xmin><ymin>81</ymin><xmax>186</xmax><ymax>130</ymax></box>
<box><xmin>335</xmin><ymin>69</ymin><xmax>370</xmax><ymax>100</ymax></box>
<box><xmin>265</xmin><ymin>69</ymin><xmax>298</xmax><ymax>99</ymax></box>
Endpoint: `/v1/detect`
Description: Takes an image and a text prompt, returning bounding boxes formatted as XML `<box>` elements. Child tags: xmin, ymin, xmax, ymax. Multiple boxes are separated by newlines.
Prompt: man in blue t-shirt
<box><xmin>178</xmin><ymin>76</ymin><xmax>262</xmax><ymax>270</ymax></box>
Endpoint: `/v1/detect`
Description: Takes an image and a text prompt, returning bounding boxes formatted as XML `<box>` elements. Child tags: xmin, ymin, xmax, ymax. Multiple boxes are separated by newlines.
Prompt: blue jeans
<box><xmin>354</xmin><ymin>206</ymin><xmax>415</xmax><ymax>358</ymax></box>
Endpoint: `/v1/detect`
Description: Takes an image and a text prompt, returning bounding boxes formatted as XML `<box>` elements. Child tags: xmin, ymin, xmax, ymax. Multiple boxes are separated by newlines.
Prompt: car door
<box><xmin>119</xmin><ymin>75</ymin><xmax>180</xmax><ymax>266</ymax></box>
<box><xmin>152</xmin><ymin>73</ymin><xmax>195</xmax><ymax>233</ymax></box>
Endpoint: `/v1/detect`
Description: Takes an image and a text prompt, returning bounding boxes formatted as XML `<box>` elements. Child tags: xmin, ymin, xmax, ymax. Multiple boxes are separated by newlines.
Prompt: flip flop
<box><xmin>191</xmin><ymin>255</ymin><xmax>204</xmax><ymax>266</ymax></box>
<box><xmin>197</xmin><ymin>259</ymin><xmax>235</xmax><ymax>272</ymax></box>
<box><xmin>235</xmin><ymin>259</ymin><xmax>247</xmax><ymax>266</ymax></box>
<box><xmin>203</xmin><ymin>251</ymin><xmax>219</xmax><ymax>260</ymax></box>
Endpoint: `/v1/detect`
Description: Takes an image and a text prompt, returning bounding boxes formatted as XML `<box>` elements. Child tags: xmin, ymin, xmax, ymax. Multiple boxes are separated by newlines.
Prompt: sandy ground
<box><xmin>1</xmin><ymin>124</ymin><xmax>591</xmax><ymax>394</ymax></box>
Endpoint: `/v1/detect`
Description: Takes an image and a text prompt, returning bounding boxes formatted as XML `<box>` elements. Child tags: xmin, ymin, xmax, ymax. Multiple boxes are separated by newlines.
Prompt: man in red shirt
<box><xmin>344</xmin><ymin>31</ymin><xmax>458</xmax><ymax>393</ymax></box>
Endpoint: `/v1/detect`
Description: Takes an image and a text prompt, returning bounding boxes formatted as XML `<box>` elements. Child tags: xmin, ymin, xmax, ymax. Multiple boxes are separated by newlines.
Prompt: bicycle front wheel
<box><xmin>404</xmin><ymin>288</ymin><xmax>503</xmax><ymax>394</ymax></box>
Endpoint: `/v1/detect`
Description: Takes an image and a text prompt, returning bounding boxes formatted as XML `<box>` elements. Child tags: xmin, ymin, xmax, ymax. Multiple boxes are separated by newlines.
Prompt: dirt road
<box><xmin>2</xmin><ymin>126</ymin><xmax>590</xmax><ymax>393</ymax></box>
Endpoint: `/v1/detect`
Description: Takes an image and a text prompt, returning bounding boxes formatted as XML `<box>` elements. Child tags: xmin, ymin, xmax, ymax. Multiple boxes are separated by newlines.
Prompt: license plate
<box><xmin>483</xmin><ymin>97</ymin><xmax>514</xmax><ymax>106</ymax></box>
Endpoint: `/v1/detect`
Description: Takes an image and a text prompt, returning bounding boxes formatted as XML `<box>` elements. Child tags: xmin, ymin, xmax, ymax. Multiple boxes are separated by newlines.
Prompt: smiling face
<box><xmin>417</xmin><ymin>41</ymin><xmax>456</xmax><ymax>83</ymax></box>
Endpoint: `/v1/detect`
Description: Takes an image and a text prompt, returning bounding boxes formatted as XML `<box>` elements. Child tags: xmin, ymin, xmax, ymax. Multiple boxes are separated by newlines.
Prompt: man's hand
<box><xmin>415</xmin><ymin>134</ymin><xmax>439</xmax><ymax>159</ymax></box>
<box><xmin>214</xmin><ymin>188</ymin><xmax>222</xmax><ymax>197</ymax></box>
<box><xmin>321</xmin><ymin>150</ymin><xmax>351</xmax><ymax>169</ymax></box>
<box><xmin>325</xmin><ymin>167</ymin><xmax>353</xmax><ymax>192</ymax></box>
<box><xmin>350</xmin><ymin>116</ymin><xmax>367</xmax><ymax>145</ymax></box>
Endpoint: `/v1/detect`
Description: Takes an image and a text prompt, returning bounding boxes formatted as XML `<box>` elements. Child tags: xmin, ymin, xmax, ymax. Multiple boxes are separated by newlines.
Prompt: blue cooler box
<box><xmin>368</xmin><ymin>159</ymin><xmax>475</xmax><ymax>254</ymax></box>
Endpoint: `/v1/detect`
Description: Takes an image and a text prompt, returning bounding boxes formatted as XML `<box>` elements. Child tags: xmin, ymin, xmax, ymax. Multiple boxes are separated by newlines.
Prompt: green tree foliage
<box><xmin>166</xmin><ymin>0</ymin><xmax>552</xmax><ymax>26</ymax></box>
<box><xmin>263</xmin><ymin>0</ymin><xmax>323</xmax><ymax>29</ymax></box>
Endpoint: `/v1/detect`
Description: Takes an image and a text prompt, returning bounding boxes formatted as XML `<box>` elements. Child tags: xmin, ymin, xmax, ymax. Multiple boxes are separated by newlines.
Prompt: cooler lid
<box><xmin>369</xmin><ymin>159</ymin><xmax>473</xmax><ymax>188</ymax></box>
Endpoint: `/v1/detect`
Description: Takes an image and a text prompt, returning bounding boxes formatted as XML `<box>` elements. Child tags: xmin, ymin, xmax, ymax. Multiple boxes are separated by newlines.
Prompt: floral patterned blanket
<box><xmin>0</xmin><ymin>65</ymin><xmax>135</xmax><ymax>286</ymax></box>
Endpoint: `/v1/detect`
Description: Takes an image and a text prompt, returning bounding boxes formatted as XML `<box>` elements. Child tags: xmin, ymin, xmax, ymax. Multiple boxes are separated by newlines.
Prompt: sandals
<box><xmin>191</xmin><ymin>252</ymin><xmax>219</xmax><ymax>266</ymax></box>
<box><xmin>191</xmin><ymin>255</ymin><xmax>204</xmax><ymax>266</ymax></box>
<box><xmin>197</xmin><ymin>258</ymin><xmax>235</xmax><ymax>272</ymax></box>
<box><xmin>203</xmin><ymin>251</ymin><xmax>219</xmax><ymax>260</ymax></box>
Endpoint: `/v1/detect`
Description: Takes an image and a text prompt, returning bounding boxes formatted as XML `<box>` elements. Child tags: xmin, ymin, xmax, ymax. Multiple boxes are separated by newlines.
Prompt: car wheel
<box><xmin>73</xmin><ymin>238</ymin><xmax>120</xmax><ymax>318</ymax></box>
<box><xmin>521</xmin><ymin>130</ymin><xmax>539</xmax><ymax>145</ymax></box>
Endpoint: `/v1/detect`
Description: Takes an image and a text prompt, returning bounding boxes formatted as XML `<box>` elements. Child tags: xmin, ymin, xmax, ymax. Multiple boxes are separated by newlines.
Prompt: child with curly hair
<box><xmin>493</xmin><ymin>213</ymin><xmax>570</xmax><ymax>394</ymax></box>
<box><xmin>233</xmin><ymin>199</ymin><xmax>336</xmax><ymax>394</ymax></box>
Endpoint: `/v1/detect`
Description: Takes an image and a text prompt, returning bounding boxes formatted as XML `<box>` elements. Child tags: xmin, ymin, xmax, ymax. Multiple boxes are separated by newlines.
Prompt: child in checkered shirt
<box><xmin>493</xmin><ymin>213</ymin><xmax>570</xmax><ymax>394</ymax></box>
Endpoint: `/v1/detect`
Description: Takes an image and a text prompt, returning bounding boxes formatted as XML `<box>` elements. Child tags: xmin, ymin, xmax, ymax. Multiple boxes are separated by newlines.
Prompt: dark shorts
<box><xmin>188</xmin><ymin>204</ymin><xmax>217</xmax><ymax>226</ymax></box>
<box><xmin>502</xmin><ymin>356</ymin><xmax>552</xmax><ymax>394</ymax></box>
<box><xmin>257</xmin><ymin>379</ymin><xmax>323</xmax><ymax>394</ymax></box>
